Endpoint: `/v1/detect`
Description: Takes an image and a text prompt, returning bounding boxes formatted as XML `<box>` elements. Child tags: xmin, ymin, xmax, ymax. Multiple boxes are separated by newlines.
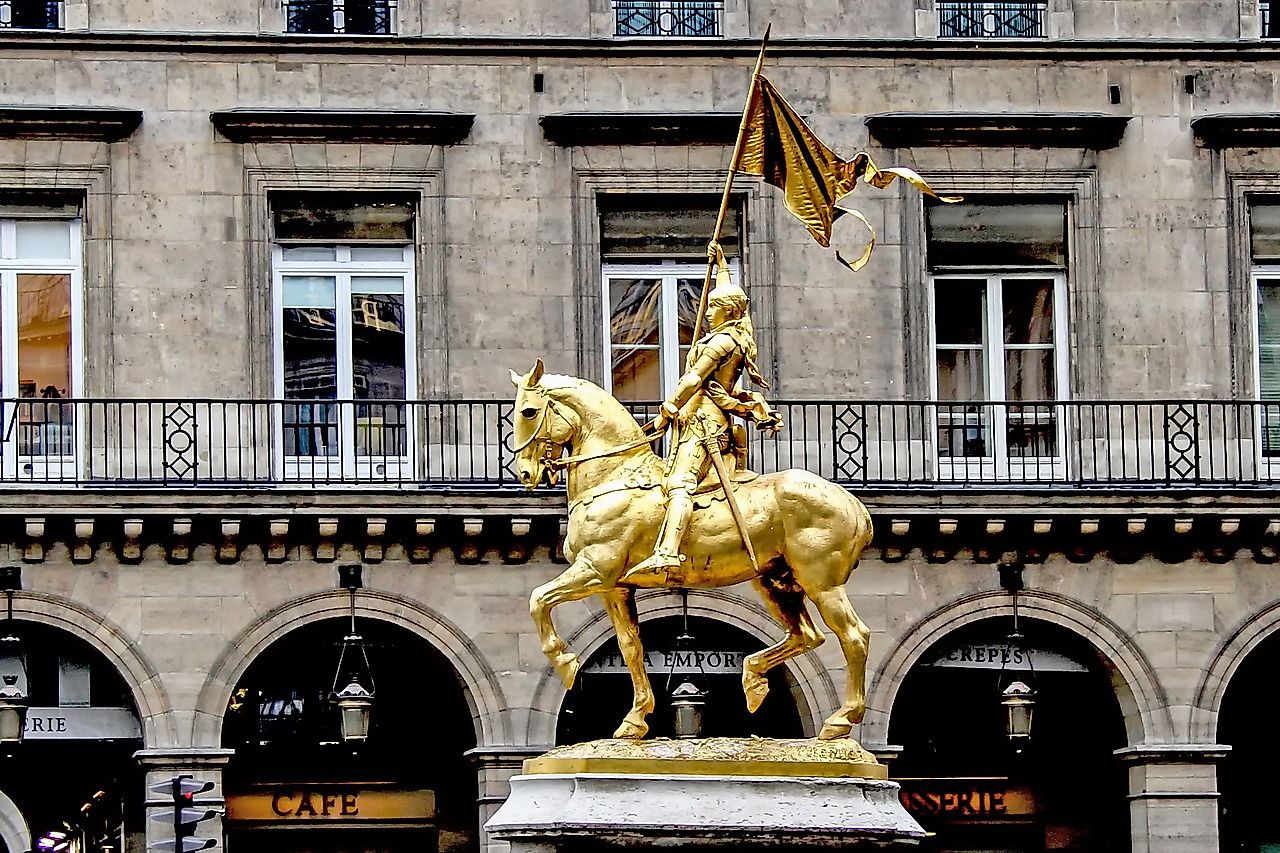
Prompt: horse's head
<box><xmin>510</xmin><ymin>358</ymin><xmax>575</xmax><ymax>490</ymax></box>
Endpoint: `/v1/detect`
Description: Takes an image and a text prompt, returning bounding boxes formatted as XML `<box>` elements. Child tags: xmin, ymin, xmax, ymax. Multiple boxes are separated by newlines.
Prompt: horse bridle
<box><xmin>514</xmin><ymin>391</ymin><xmax>659</xmax><ymax>472</ymax></box>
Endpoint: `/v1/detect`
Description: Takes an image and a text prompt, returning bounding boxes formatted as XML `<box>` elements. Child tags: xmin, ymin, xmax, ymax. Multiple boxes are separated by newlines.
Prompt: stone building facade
<box><xmin>3</xmin><ymin>1</ymin><xmax>1280</xmax><ymax>852</ymax></box>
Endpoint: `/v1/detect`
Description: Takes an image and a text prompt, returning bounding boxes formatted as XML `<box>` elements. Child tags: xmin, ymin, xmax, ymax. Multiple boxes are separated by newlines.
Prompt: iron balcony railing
<box><xmin>5</xmin><ymin>398</ymin><xmax>1280</xmax><ymax>490</ymax></box>
<box><xmin>614</xmin><ymin>0</ymin><xmax>723</xmax><ymax>37</ymax></box>
<box><xmin>0</xmin><ymin>0</ymin><xmax>62</xmax><ymax>29</ymax></box>
<box><xmin>284</xmin><ymin>0</ymin><xmax>396</xmax><ymax>34</ymax></box>
<box><xmin>937</xmin><ymin>1</ymin><xmax>1047</xmax><ymax>37</ymax></box>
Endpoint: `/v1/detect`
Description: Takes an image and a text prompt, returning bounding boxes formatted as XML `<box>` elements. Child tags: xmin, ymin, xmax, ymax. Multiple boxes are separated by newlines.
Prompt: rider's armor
<box><xmin>625</xmin><ymin>260</ymin><xmax>782</xmax><ymax>582</ymax></box>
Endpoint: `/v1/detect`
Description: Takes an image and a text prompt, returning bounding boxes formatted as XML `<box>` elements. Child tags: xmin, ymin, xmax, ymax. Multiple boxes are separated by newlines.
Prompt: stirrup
<box><xmin>624</xmin><ymin>550</ymin><xmax>684</xmax><ymax>580</ymax></box>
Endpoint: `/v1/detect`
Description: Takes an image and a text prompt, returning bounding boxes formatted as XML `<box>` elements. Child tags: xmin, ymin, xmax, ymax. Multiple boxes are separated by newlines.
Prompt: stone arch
<box><xmin>0</xmin><ymin>788</ymin><xmax>29</xmax><ymax>853</ymax></box>
<box><xmin>865</xmin><ymin>590</ymin><xmax>1172</xmax><ymax>747</ymax></box>
<box><xmin>10</xmin><ymin>592</ymin><xmax>176</xmax><ymax>748</ymax></box>
<box><xmin>1192</xmin><ymin>597</ymin><xmax>1280</xmax><ymax>741</ymax></box>
<box><xmin>193</xmin><ymin>589</ymin><xmax>511</xmax><ymax>748</ymax></box>
<box><xmin>526</xmin><ymin>588</ymin><xmax>840</xmax><ymax>745</ymax></box>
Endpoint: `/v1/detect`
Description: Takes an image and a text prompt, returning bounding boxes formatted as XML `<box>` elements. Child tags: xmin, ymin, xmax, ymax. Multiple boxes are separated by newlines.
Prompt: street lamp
<box><xmin>996</xmin><ymin>558</ymin><xmax>1037</xmax><ymax>746</ymax></box>
<box><xmin>331</xmin><ymin>564</ymin><xmax>375</xmax><ymax>743</ymax></box>
<box><xmin>0</xmin><ymin>566</ymin><xmax>27</xmax><ymax>744</ymax></box>
<box><xmin>670</xmin><ymin>681</ymin><xmax>708</xmax><ymax>739</ymax></box>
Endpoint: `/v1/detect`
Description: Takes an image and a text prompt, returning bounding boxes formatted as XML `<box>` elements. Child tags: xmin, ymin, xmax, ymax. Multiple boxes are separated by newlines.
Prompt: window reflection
<box><xmin>16</xmin><ymin>273</ymin><xmax>73</xmax><ymax>458</ymax></box>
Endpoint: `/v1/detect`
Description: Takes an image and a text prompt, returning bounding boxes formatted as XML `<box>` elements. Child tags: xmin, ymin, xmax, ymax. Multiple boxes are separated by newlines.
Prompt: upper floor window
<box><xmin>1264</xmin><ymin>0</ymin><xmax>1278</xmax><ymax>37</ymax></box>
<box><xmin>271</xmin><ymin>192</ymin><xmax>416</xmax><ymax>476</ymax></box>
<box><xmin>0</xmin><ymin>0</ymin><xmax>63</xmax><ymax>29</ymax></box>
<box><xmin>600</xmin><ymin>196</ymin><xmax>741</xmax><ymax>400</ymax></box>
<box><xmin>1249</xmin><ymin>201</ymin><xmax>1280</xmax><ymax>461</ymax></box>
<box><xmin>0</xmin><ymin>192</ymin><xmax>82</xmax><ymax>476</ymax></box>
<box><xmin>614</xmin><ymin>0</ymin><xmax>723</xmax><ymax>37</ymax></box>
<box><xmin>937</xmin><ymin>1</ymin><xmax>1047</xmax><ymax>37</ymax></box>
<box><xmin>927</xmin><ymin>198</ymin><xmax>1068</xmax><ymax>477</ymax></box>
<box><xmin>284</xmin><ymin>0</ymin><xmax>397</xmax><ymax>35</ymax></box>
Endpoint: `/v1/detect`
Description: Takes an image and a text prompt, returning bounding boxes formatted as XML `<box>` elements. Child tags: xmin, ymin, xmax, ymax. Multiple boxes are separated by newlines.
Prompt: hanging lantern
<box><xmin>1001</xmin><ymin>680</ymin><xmax>1036</xmax><ymax>740</ymax></box>
<box><xmin>330</xmin><ymin>565</ymin><xmax>375</xmax><ymax>744</ymax></box>
<box><xmin>670</xmin><ymin>681</ymin><xmax>708</xmax><ymax>739</ymax></box>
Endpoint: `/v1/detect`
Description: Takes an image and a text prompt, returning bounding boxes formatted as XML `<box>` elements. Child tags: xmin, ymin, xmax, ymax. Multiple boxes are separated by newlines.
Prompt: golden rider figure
<box><xmin>624</xmin><ymin>241</ymin><xmax>783</xmax><ymax>583</ymax></box>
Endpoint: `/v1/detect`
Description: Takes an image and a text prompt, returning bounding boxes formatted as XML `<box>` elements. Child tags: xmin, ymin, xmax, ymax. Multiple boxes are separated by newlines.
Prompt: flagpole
<box><xmin>690</xmin><ymin>23</ymin><xmax>771</xmax><ymax>347</ymax></box>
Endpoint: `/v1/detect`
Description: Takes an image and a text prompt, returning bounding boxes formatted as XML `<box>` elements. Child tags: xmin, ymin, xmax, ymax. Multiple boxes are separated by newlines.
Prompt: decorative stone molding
<box><xmin>1193</xmin><ymin>113</ymin><xmax>1280</xmax><ymax>147</ymax></box>
<box><xmin>411</xmin><ymin>518</ymin><xmax>436</xmax><ymax>563</ymax></box>
<box><xmin>218</xmin><ymin>519</ymin><xmax>241</xmax><ymax>564</ymax></box>
<box><xmin>210</xmin><ymin>109</ymin><xmax>474</xmax><ymax>145</ymax></box>
<box><xmin>0</xmin><ymin>105</ymin><xmax>143</xmax><ymax>142</ymax></box>
<box><xmin>121</xmin><ymin>519</ymin><xmax>144</xmax><ymax>563</ymax></box>
<box><xmin>364</xmin><ymin>517</ymin><xmax>387</xmax><ymax>563</ymax></box>
<box><xmin>553</xmin><ymin>518</ymin><xmax>569</xmax><ymax>564</ymax></box>
<box><xmin>540</xmin><ymin>112</ymin><xmax>740</xmax><ymax>146</ymax></box>
<box><xmin>505</xmin><ymin>517</ymin><xmax>533</xmax><ymax>564</ymax></box>
<box><xmin>73</xmin><ymin>518</ymin><xmax>94</xmax><ymax>563</ymax></box>
<box><xmin>266</xmin><ymin>518</ymin><xmax>289</xmax><ymax>563</ymax></box>
<box><xmin>315</xmin><ymin>517</ymin><xmax>339</xmax><ymax>563</ymax></box>
<box><xmin>169</xmin><ymin>518</ymin><xmax>193</xmax><ymax>564</ymax></box>
<box><xmin>23</xmin><ymin>518</ymin><xmax>45</xmax><ymax>563</ymax></box>
<box><xmin>865</xmin><ymin>111</ymin><xmax>1131</xmax><ymax>149</ymax></box>
<box><xmin>459</xmin><ymin>518</ymin><xmax>486</xmax><ymax>564</ymax></box>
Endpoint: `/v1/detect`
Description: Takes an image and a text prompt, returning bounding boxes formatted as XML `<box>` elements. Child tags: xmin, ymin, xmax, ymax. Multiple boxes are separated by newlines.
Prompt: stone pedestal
<box><xmin>485</xmin><ymin>738</ymin><xmax>925</xmax><ymax>849</ymax></box>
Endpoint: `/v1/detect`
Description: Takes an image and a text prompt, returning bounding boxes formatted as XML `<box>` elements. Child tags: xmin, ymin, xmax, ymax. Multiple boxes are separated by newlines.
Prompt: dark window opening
<box><xmin>927</xmin><ymin>197</ymin><xmax>1068</xmax><ymax>269</ymax></box>
<box><xmin>937</xmin><ymin>1</ymin><xmax>1047</xmax><ymax>38</ymax></box>
<box><xmin>599</xmin><ymin>193</ymin><xmax>743</xmax><ymax>259</ymax></box>
<box><xmin>284</xmin><ymin>0</ymin><xmax>396</xmax><ymax>35</ymax></box>
<box><xmin>272</xmin><ymin>192</ymin><xmax>415</xmax><ymax>243</ymax></box>
<box><xmin>0</xmin><ymin>0</ymin><xmax>63</xmax><ymax>29</ymax></box>
<box><xmin>613</xmin><ymin>0</ymin><xmax>723</xmax><ymax>37</ymax></box>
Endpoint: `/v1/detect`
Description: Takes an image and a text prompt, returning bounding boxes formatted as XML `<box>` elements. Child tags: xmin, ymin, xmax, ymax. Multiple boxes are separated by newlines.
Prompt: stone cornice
<box><xmin>540</xmin><ymin>112</ymin><xmax>740</xmax><ymax>146</ymax></box>
<box><xmin>1192</xmin><ymin>113</ymin><xmax>1280</xmax><ymax>147</ymax></box>
<box><xmin>4</xmin><ymin>32</ymin><xmax>1280</xmax><ymax>62</ymax></box>
<box><xmin>210</xmin><ymin>108</ymin><xmax>474</xmax><ymax>144</ymax></box>
<box><xmin>0</xmin><ymin>104</ymin><xmax>142</xmax><ymax>141</ymax></box>
<box><xmin>1114</xmin><ymin>744</ymin><xmax>1231</xmax><ymax>763</ymax></box>
<box><xmin>865</xmin><ymin>111</ymin><xmax>1132</xmax><ymax>149</ymax></box>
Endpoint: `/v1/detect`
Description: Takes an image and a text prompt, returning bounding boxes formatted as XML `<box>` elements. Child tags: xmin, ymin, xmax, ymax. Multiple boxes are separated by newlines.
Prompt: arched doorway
<box><xmin>1219</xmin><ymin>627</ymin><xmax>1280</xmax><ymax>851</ymax></box>
<box><xmin>888</xmin><ymin>617</ymin><xmax>1129</xmax><ymax>852</ymax></box>
<box><xmin>0</xmin><ymin>620</ymin><xmax>144</xmax><ymax>853</ymax></box>
<box><xmin>557</xmin><ymin>614</ymin><xmax>805</xmax><ymax>744</ymax></box>
<box><xmin>221</xmin><ymin>617</ymin><xmax>478</xmax><ymax>853</ymax></box>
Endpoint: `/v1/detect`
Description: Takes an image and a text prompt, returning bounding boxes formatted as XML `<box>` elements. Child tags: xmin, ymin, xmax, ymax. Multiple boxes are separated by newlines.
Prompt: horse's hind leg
<box><xmin>805</xmin><ymin>583</ymin><xmax>871</xmax><ymax>740</ymax></box>
<box><xmin>601</xmin><ymin>587</ymin><xmax>654</xmax><ymax>739</ymax></box>
<box><xmin>530</xmin><ymin>558</ymin><xmax>604</xmax><ymax>689</ymax></box>
<box><xmin>743</xmin><ymin>575</ymin><xmax>825</xmax><ymax>714</ymax></box>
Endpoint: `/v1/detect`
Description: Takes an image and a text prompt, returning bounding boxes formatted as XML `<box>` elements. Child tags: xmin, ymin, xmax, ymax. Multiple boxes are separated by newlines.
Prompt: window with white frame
<box><xmin>271</xmin><ymin>193</ymin><xmax>415</xmax><ymax>474</ymax></box>
<box><xmin>0</xmin><ymin>194</ymin><xmax>82</xmax><ymax>476</ymax></box>
<box><xmin>1250</xmin><ymin>202</ymin><xmax>1280</xmax><ymax>460</ymax></box>
<box><xmin>599</xmin><ymin>196</ymin><xmax>742</xmax><ymax>401</ymax></box>
<box><xmin>927</xmin><ymin>199</ymin><xmax>1069</xmax><ymax>475</ymax></box>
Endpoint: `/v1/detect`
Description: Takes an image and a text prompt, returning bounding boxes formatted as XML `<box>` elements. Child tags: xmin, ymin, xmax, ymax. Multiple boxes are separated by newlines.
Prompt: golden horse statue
<box><xmin>511</xmin><ymin>359</ymin><xmax>875</xmax><ymax>741</ymax></box>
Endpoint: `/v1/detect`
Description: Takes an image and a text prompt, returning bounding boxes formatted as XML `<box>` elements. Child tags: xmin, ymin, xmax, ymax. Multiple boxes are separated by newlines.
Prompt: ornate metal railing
<box><xmin>937</xmin><ymin>1</ymin><xmax>1047</xmax><ymax>37</ymax></box>
<box><xmin>0</xmin><ymin>0</ymin><xmax>62</xmax><ymax>29</ymax></box>
<box><xmin>614</xmin><ymin>0</ymin><xmax>723</xmax><ymax>37</ymax></box>
<box><xmin>3</xmin><ymin>398</ymin><xmax>1280</xmax><ymax>490</ymax></box>
<box><xmin>284</xmin><ymin>0</ymin><xmax>396</xmax><ymax>35</ymax></box>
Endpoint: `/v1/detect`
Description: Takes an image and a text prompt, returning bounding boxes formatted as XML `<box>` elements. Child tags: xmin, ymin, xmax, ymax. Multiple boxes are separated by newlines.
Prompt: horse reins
<box><xmin>517</xmin><ymin>394</ymin><xmax>661</xmax><ymax>471</ymax></box>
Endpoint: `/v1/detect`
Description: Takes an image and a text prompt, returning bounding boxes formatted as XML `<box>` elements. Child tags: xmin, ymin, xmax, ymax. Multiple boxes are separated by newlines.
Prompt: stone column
<box><xmin>1116</xmin><ymin>744</ymin><xmax>1230</xmax><ymax>853</ymax></box>
<box><xmin>135</xmin><ymin>748</ymin><xmax>235</xmax><ymax>852</ymax></box>
<box><xmin>467</xmin><ymin>745</ymin><xmax>550</xmax><ymax>853</ymax></box>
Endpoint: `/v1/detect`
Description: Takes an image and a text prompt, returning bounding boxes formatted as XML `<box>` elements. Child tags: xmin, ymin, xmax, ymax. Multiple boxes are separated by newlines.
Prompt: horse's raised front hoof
<box><xmin>613</xmin><ymin>718</ymin><xmax>649</xmax><ymax>739</ymax></box>
<box><xmin>553</xmin><ymin>652</ymin><xmax>581</xmax><ymax>689</ymax></box>
<box><xmin>742</xmin><ymin>669</ymin><xmax>770</xmax><ymax>714</ymax></box>
<box><xmin>817</xmin><ymin>717</ymin><xmax>852</xmax><ymax>740</ymax></box>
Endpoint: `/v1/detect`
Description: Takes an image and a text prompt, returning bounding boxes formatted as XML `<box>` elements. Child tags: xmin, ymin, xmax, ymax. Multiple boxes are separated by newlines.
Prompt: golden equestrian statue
<box><xmin>513</xmin><ymin>29</ymin><xmax>956</xmax><ymax>742</ymax></box>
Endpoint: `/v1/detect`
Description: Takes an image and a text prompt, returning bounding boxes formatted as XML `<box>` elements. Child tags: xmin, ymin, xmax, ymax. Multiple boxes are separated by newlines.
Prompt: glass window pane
<box><xmin>351</xmin><ymin>276</ymin><xmax>404</xmax><ymax>295</ymax></box>
<box><xmin>1261</xmin><ymin>346</ymin><xmax>1280</xmax><ymax>400</ymax></box>
<box><xmin>349</xmin><ymin>246</ymin><xmax>406</xmax><ymax>263</ymax></box>
<box><xmin>927</xmin><ymin>200</ymin><xmax>1066</xmax><ymax>268</ymax></box>
<box><xmin>1253</xmin><ymin>204</ymin><xmax>1280</xmax><ymax>261</ymax></box>
<box><xmin>1005</xmin><ymin>350</ymin><xmax>1056</xmax><ymax>399</ymax></box>
<box><xmin>273</xmin><ymin>193</ymin><xmax>414</xmax><ymax>241</ymax></box>
<box><xmin>282</xmin><ymin>308</ymin><xmax>337</xmax><ymax>399</ymax></box>
<box><xmin>611</xmin><ymin>346</ymin><xmax>662</xmax><ymax>401</ymax></box>
<box><xmin>934</xmin><ymin>279</ymin><xmax>986</xmax><ymax>345</ymax></box>
<box><xmin>936</xmin><ymin>349</ymin><xmax>985</xmax><ymax>401</ymax></box>
<box><xmin>1003</xmin><ymin>279</ymin><xmax>1055</xmax><ymax>344</ymax></box>
<box><xmin>15</xmin><ymin>273</ymin><xmax>74</xmax><ymax>457</ymax></box>
<box><xmin>1007</xmin><ymin>404</ymin><xmax>1058</xmax><ymax>457</ymax></box>
<box><xmin>282</xmin><ymin>276</ymin><xmax>336</xmax><ymax>308</ymax></box>
<box><xmin>600</xmin><ymin>195</ymin><xmax>742</xmax><ymax>257</ymax></box>
<box><xmin>14</xmin><ymin>220</ymin><xmax>71</xmax><ymax>259</ymax></box>
<box><xmin>281</xmin><ymin>245</ymin><xmax>337</xmax><ymax>262</ymax></box>
<box><xmin>608</xmin><ymin>278</ymin><xmax>661</xmax><ymax>347</ymax></box>
<box><xmin>676</xmin><ymin>277</ymin><xmax>702</xmax><ymax>344</ymax></box>
<box><xmin>351</xmin><ymin>294</ymin><xmax>406</xmax><ymax>400</ymax></box>
<box><xmin>1259</xmin><ymin>282</ymin><xmax>1280</xmax><ymax>351</ymax></box>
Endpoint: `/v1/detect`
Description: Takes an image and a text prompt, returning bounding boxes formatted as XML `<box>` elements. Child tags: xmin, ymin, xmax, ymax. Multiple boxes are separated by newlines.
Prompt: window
<box><xmin>613</xmin><ymin>0</ymin><xmax>723</xmax><ymax>37</ymax></box>
<box><xmin>0</xmin><ymin>194</ymin><xmax>82</xmax><ymax>479</ymax></box>
<box><xmin>1250</xmin><ymin>202</ymin><xmax>1280</xmax><ymax>462</ymax></box>
<box><xmin>937</xmin><ymin>1</ymin><xmax>1047</xmax><ymax>37</ymax></box>
<box><xmin>927</xmin><ymin>199</ymin><xmax>1068</xmax><ymax>478</ymax></box>
<box><xmin>0</xmin><ymin>0</ymin><xmax>62</xmax><ymax>29</ymax></box>
<box><xmin>1265</xmin><ymin>1</ymin><xmax>1278</xmax><ymax>38</ymax></box>
<box><xmin>284</xmin><ymin>0</ymin><xmax>396</xmax><ymax>34</ymax></box>
<box><xmin>599</xmin><ymin>196</ymin><xmax>741</xmax><ymax>400</ymax></box>
<box><xmin>271</xmin><ymin>193</ymin><xmax>415</xmax><ymax>478</ymax></box>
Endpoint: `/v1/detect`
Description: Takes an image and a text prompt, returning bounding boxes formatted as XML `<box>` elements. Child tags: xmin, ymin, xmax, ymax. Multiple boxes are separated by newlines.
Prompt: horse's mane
<box><xmin>538</xmin><ymin>373</ymin><xmax>646</xmax><ymax>440</ymax></box>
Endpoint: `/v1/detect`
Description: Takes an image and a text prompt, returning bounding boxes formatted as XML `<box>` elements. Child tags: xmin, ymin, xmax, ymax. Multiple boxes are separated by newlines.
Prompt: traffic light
<box><xmin>148</xmin><ymin>775</ymin><xmax>218</xmax><ymax>852</ymax></box>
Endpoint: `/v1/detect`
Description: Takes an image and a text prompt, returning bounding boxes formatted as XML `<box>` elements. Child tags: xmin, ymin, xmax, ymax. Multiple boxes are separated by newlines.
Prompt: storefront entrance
<box><xmin>221</xmin><ymin>617</ymin><xmax>478</xmax><ymax>853</ymax></box>
<box><xmin>1220</xmin><ymin>628</ymin><xmax>1280</xmax><ymax>852</ymax></box>
<box><xmin>888</xmin><ymin>618</ymin><xmax>1129</xmax><ymax>852</ymax></box>
<box><xmin>557</xmin><ymin>614</ymin><xmax>805</xmax><ymax>743</ymax></box>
